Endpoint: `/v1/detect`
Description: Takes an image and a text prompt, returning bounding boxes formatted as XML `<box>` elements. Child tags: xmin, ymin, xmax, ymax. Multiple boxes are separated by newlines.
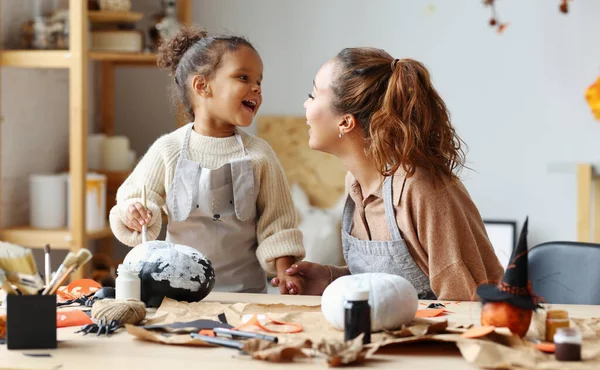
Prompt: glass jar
<box><xmin>554</xmin><ymin>327</ymin><xmax>582</xmax><ymax>362</ymax></box>
<box><xmin>545</xmin><ymin>309</ymin><xmax>570</xmax><ymax>342</ymax></box>
<box><xmin>115</xmin><ymin>264</ymin><xmax>141</xmax><ymax>301</ymax></box>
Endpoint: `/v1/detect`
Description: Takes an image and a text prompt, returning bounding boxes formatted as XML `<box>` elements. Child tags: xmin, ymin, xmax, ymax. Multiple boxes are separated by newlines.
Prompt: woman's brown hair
<box><xmin>331</xmin><ymin>47</ymin><xmax>466</xmax><ymax>180</ymax></box>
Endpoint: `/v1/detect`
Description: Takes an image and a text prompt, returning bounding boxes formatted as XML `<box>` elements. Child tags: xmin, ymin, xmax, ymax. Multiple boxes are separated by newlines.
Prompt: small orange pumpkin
<box><xmin>481</xmin><ymin>301</ymin><xmax>532</xmax><ymax>337</ymax></box>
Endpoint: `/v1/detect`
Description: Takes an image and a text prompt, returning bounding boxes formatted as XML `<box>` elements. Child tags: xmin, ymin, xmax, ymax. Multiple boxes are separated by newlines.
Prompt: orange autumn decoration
<box><xmin>477</xmin><ymin>218</ymin><xmax>540</xmax><ymax>338</ymax></box>
<box><xmin>585</xmin><ymin>77</ymin><xmax>600</xmax><ymax>120</ymax></box>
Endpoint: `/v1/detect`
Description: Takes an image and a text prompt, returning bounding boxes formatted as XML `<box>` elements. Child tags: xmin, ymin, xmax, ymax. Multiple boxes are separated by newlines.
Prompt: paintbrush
<box><xmin>43</xmin><ymin>252</ymin><xmax>77</xmax><ymax>295</ymax></box>
<box><xmin>0</xmin><ymin>242</ymin><xmax>38</xmax><ymax>276</ymax></box>
<box><xmin>47</xmin><ymin>249</ymin><xmax>93</xmax><ymax>295</ymax></box>
<box><xmin>44</xmin><ymin>244</ymin><xmax>51</xmax><ymax>286</ymax></box>
<box><xmin>0</xmin><ymin>269</ymin><xmax>17</xmax><ymax>296</ymax></box>
<box><xmin>5</xmin><ymin>272</ymin><xmax>44</xmax><ymax>295</ymax></box>
<box><xmin>142</xmin><ymin>185</ymin><xmax>148</xmax><ymax>244</ymax></box>
<box><xmin>45</xmin><ymin>252</ymin><xmax>76</xmax><ymax>291</ymax></box>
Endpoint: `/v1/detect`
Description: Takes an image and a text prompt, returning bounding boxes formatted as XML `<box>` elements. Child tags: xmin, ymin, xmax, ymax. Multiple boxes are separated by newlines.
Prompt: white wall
<box><xmin>179</xmin><ymin>0</ymin><xmax>600</xmax><ymax>246</ymax></box>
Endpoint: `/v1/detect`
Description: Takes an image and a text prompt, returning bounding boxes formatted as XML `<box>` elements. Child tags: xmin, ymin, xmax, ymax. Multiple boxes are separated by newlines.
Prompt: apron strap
<box><xmin>383</xmin><ymin>176</ymin><xmax>402</xmax><ymax>240</ymax></box>
<box><xmin>179</xmin><ymin>123</ymin><xmax>194</xmax><ymax>161</ymax></box>
<box><xmin>234</xmin><ymin>129</ymin><xmax>248</xmax><ymax>156</ymax></box>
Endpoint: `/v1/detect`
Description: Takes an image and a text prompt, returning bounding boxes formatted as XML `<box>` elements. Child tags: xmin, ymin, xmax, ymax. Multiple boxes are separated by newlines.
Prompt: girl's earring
<box><xmin>338</xmin><ymin>132</ymin><xmax>344</xmax><ymax>139</ymax></box>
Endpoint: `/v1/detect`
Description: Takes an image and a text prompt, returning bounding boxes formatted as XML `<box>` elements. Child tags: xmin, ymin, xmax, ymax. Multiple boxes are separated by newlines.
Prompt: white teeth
<box><xmin>243</xmin><ymin>100</ymin><xmax>257</xmax><ymax>107</ymax></box>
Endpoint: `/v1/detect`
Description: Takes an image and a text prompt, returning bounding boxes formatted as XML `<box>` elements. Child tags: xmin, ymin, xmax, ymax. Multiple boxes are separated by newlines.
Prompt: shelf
<box><xmin>0</xmin><ymin>50</ymin><xmax>157</xmax><ymax>67</ymax></box>
<box><xmin>88</xmin><ymin>11</ymin><xmax>144</xmax><ymax>24</ymax></box>
<box><xmin>0</xmin><ymin>225</ymin><xmax>113</xmax><ymax>250</ymax></box>
<box><xmin>0</xmin><ymin>50</ymin><xmax>71</xmax><ymax>68</ymax></box>
<box><xmin>88</xmin><ymin>51</ymin><xmax>156</xmax><ymax>64</ymax></box>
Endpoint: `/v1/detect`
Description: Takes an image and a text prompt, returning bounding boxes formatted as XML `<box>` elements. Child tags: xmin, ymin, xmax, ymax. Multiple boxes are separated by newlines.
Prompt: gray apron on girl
<box><xmin>166</xmin><ymin>123</ymin><xmax>266</xmax><ymax>293</ymax></box>
<box><xmin>341</xmin><ymin>176</ymin><xmax>436</xmax><ymax>300</ymax></box>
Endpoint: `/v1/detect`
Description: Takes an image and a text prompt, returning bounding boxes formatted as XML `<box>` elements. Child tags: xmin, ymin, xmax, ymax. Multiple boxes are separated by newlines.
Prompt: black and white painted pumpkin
<box><xmin>123</xmin><ymin>241</ymin><xmax>216</xmax><ymax>308</ymax></box>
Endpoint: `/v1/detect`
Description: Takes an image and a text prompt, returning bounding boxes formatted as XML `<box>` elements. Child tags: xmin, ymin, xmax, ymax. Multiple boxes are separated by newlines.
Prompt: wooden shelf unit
<box><xmin>0</xmin><ymin>0</ymin><xmax>192</xmax><ymax>280</ymax></box>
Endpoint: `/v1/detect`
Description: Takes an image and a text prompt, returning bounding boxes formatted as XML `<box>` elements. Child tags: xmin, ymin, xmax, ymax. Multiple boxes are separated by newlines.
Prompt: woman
<box><xmin>272</xmin><ymin>48</ymin><xmax>503</xmax><ymax>300</ymax></box>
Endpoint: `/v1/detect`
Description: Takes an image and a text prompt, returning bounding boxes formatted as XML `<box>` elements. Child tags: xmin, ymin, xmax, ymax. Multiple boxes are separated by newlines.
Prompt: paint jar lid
<box><xmin>345</xmin><ymin>289</ymin><xmax>369</xmax><ymax>302</ymax></box>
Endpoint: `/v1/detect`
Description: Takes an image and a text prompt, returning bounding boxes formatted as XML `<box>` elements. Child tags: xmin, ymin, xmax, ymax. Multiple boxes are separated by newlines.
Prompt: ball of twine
<box><xmin>91</xmin><ymin>298</ymin><xmax>146</xmax><ymax>325</ymax></box>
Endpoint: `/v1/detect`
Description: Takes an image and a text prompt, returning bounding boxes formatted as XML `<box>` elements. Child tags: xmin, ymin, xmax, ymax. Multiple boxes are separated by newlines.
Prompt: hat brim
<box><xmin>476</xmin><ymin>284</ymin><xmax>539</xmax><ymax>310</ymax></box>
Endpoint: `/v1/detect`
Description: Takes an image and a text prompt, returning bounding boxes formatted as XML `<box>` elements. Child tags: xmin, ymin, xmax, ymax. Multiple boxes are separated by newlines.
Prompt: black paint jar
<box><xmin>344</xmin><ymin>290</ymin><xmax>371</xmax><ymax>344</ymax></box>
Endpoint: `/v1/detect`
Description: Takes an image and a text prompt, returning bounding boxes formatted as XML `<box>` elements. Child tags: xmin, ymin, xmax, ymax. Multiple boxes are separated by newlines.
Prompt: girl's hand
<box><xmin>271</xmin><ymin>262</ymin><xmax>332</xmax><ymax>296</ymax></box>
<box><xmin>272</xmin><ymin>272</ymin><xmax>304</xmax><ymax>295</ymax></box>
<box><xmin>124</xmin><ymin>202</ymin><xmax>153</xmax><ymax>232</ymax></box>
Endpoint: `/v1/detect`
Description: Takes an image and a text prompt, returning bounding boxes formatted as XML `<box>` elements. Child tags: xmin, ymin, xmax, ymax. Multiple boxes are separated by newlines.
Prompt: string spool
<box><xmin>91</xmin><ymin>298</ymin><xmax>146</xmax><ymax>325</ymax></box>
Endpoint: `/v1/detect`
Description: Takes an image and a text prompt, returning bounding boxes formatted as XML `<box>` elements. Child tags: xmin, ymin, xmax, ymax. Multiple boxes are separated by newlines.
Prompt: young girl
<box><xmin>274</xmin><ymin>48</ymin><xmax>504</xmax><ymax>300</ymax></box>
<box><xmin>109</xmin><ymin>27</ymin><xmax>305</xmax><ymax>295</ymax></box>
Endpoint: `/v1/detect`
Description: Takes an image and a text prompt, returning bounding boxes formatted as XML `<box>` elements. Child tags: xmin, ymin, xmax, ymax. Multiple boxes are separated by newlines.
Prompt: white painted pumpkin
<box><xmin>321</xmin><ymin>273</ymin><xmax>418</xmax><ymax>332</ymax></box>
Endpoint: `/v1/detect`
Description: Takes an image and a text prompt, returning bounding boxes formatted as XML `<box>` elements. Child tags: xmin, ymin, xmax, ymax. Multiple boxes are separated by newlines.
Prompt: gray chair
<box><xmin>528</xmin><ymin>241</ymin><xmax>600</xmax><ymax>305</ymax></box>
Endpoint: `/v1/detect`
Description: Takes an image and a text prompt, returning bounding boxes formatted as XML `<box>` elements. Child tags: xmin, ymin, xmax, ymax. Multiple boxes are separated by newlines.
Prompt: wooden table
<box><xmin>1</xmin><ymin>292</ymin><xmax>599</xmax><ymax>370</ymax></box>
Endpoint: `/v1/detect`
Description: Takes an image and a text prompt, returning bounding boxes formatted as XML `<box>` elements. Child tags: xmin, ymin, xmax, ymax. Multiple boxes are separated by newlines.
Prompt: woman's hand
<box><xmin>271</xmin><ymin>261</ymin><xmax>332</xmax><ymax>296</ymax></box>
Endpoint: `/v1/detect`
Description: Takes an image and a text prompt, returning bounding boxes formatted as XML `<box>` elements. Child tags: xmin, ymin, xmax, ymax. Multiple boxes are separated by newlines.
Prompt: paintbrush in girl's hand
<box><xmin>47</xmin><ymin>249</ymin><xmax>93</xmax><ymax>295</ymax></box>
<box><xmin>142</xmin><ymin>185</ymin><xmax>148</xmax><ymax>244</ymax></box>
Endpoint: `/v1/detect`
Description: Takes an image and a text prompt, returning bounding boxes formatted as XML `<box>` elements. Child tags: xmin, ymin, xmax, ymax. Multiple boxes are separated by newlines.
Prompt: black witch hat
<box><xmin>477</xmin><ymin>217</ymin><xmax>540</xmax><ymax>310</ymax></box>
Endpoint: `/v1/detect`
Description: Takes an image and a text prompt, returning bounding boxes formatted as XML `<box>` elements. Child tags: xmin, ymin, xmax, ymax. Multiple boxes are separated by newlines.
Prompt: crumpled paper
<box><xmin>126</xmin><ymin>298</ymin><xmax>600</xmax><ymax>369</ymax></box>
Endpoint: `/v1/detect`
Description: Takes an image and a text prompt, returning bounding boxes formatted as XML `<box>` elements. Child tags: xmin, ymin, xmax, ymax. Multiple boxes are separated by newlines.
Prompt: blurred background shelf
<box><xmin>0</xmin><ymin>50</ymin><xmax>71</xmax><ymax>68</ymax></box>
<box><xmin>0</xmin><ymin>225</ymin><xmax>112</xmax><ymax>249</ymax></box>
<box><xmin>88</xmin><ymin>10</ymin><xmax>143</xmax><ymax>24</ymax></box>
<box><xmin>88</xmin><ymin>51</ymin><xmax>156</xmax><ymax>64</ymax></box>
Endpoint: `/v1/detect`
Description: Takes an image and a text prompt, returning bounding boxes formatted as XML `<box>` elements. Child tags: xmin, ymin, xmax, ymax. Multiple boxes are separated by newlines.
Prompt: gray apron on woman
<box><xmin>341</xmin><ymin>176</ymin><xmax>436</xmax><ymax>299</ymax></box>
<box><xmin>166</xmin><ymin>123</ymin><xmax>266</xmax><ymax>293</ymax></box>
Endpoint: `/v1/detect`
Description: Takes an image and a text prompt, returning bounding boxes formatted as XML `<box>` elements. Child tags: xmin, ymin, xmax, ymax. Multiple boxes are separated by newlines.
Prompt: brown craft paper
<box><xmin>129</xmin><ymin>298</ymin><xmax>600</xmax><ymax>369</ymax></box>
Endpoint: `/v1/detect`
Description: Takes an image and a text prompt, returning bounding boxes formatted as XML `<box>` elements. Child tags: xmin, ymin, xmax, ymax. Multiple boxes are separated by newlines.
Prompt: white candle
<box><xmin>101</xmin><ymin>136</ymin><xmax>131</xmax><ymax>172</ymax></box>
<box><xmin>29</xmin><ymin>173</ymin><xmax>67</xmax><ymax>229</ymax></box>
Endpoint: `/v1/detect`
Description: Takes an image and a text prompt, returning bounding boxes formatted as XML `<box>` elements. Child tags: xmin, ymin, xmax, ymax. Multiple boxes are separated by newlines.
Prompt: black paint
<box><xmin>555</xmin><ymin>342</ymin><xmax>581</xmax><ymax>362</ymax></box>
<box><xmin>344</xmin><ymin>298</ymin><xmax>371</xmax><ymax>344</ymax></box>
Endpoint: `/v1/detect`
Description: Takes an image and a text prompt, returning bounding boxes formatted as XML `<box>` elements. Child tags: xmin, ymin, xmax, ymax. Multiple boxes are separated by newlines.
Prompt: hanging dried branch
<box><xmin>483</xmin><ymin>0</ymin><xmax>572</xmax><ymax>34</ymax></box>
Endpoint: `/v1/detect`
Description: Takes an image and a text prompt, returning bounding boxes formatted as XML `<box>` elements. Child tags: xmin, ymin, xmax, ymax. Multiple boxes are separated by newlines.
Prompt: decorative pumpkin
<box><xmin>477</xmin><ymin>218</ymin><xmax>539</xmax><ymax>338</ymax></box>
<box><xmin>321</xmin><ymin>273</ymin><xmax>418</xmax><ymax>332</ymax></box>
<box><xmin>123</xmin><ymin>241</ymin><xmax>215</xmax><ymax>308</ymax></box>
<box><xmin>480</xmin><ymin>301</ymin><xmax>532</xmax><ymax>338</ymax></box>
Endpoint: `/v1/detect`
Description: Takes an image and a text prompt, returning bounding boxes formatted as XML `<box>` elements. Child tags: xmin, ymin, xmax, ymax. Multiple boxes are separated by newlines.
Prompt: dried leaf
<box><xmin>243</xmin><ymin>338</ymin><xmax>312</xmax><ymax>363</ymax></box>
<box><xmin>385</xmin><ymin>319</ymin><xmax>449</xmax><ymax>338</ymax></box>
<box><xmin>316</xmin><ymin>334</ymin><xmax>377</xmax><ymax>367</ymax></box>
